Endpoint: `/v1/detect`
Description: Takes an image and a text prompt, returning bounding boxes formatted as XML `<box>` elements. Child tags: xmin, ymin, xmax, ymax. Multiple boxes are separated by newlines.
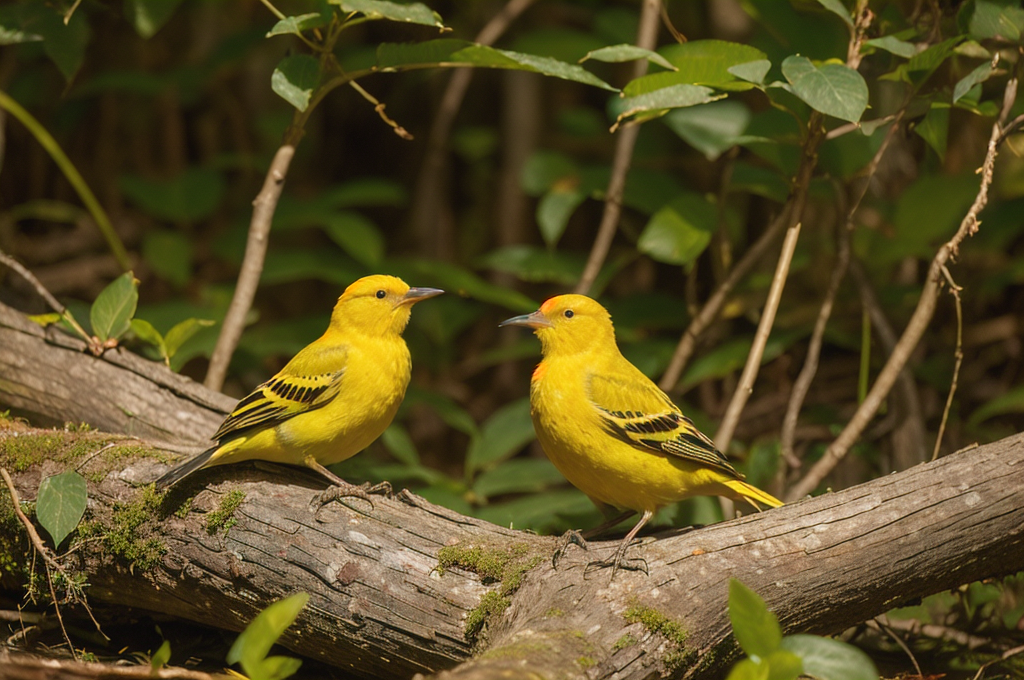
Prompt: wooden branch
<box><xmin>0</xmin><ymin>651</ymin><xmax>227</xmax><ymax>679</ymax></box>
<box><xmin>2</xmin><ymin>303</ymin><xmax>1023</xmax><ymax>680</ymax></box>
<box><xmin>0</xmin><ymin>301</ymin><xmax>233</xmax><ymax>447</ymax></box>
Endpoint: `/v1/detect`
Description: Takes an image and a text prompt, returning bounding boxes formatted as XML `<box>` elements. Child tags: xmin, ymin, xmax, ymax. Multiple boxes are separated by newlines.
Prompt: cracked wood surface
<box><xmin>2</xmin><ymin>301</ymin><xmax>1024</xmax><ymax>679</ymax></box>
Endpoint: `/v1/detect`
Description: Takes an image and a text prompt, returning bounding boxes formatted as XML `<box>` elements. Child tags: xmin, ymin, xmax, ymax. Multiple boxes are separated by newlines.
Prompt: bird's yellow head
<box><xmin>500</xmin><ymin>294</ymin><xmax>615</xmax><ymax>356</ymax></box>
<box><xmin>330</xmin><ymin>274</ymin><xmax>443</xmax><ymax>336</ymax></box>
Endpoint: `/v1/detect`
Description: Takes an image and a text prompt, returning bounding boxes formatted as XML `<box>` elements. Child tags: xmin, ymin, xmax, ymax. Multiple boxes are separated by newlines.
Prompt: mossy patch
<box><xmin>205</xmin><ymin>489</ymin><xmax>245</xmax><ymax>535</ymax></box>
<box><xmin>0</xmin><ymin>428</ymin><xmax>167</xmax><ymax>480</ymax></box>
<box><xmin>623</xmin><ymin>600</ymin><xmax>693</xmax><ymax>670</ymax></box>
<box><xmin>99</xmin><ymin>484</ymin><xmax>167</xmax><ymax>571</ymax></box>
<box><xmin>612</xmin><ymin>633</ymin><xmax>637</xmax><ymax>652</ymax></box>
<box><xmin>544</xmin><ymin>607</ymin><xmax>565</xmax><ymax>618</ymax></box>
<box><xmin>436</xmin><ymin>542</ymin><xmax>544</xmax><ymax>641</ymax></box>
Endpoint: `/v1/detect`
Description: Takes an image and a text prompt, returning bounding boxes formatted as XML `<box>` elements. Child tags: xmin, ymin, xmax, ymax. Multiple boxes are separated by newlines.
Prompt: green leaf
<box><xmin>228</xmin><ymin>592</ymin><xmax>309</xmax><ymax>680</ymax></box>
<box><xmin>28</xmin><ymin>313</ymin><xmax>62</xmax><ymax>327</ymax></box>
<box><xmin>662</xmin><ymin>100</ymin><xmax>751</xmax><ymax>160</ymax></box>
<box><xmin>143</xmin><ymin>229</ymin><xmax>192</xmax><ymax>287</ymax></box>
<box><xmin>266</xmin><ymin>13</ymin><xmax>329</xmax><ymax>38</ymax></box>
<box><xmin>13</xmin><ymin>3</ymin><xmax>89</xmax><ymax>80</ymax></box>
<box><xmin>781</xmin><ymin>55</ymin><xmax>868</xmax><ymax>123</ymax></box>
<box><xmin>124</xmin><ymin>0</ymin><xmax>186</xmax><ymax>38</ymax></box>
<box><xmin>151</xmin><ymin>640</ymin><xmax>171</xmax><ymax>672</ymax></box>
<box><xmin>473</xmin><ymin>458</ymin><xmax>566</xmax><ymax>498</ymax></box>
<box><xmin>638</xmin><ymin>193</ymin><xmax>718</xmax><ymax>266</ymax></box>
<box><xmin>729</xmin><ymin>579</ymin><xmax>782</xmax><ymax>659</ymax></box>
<box><xmin>91</xmin><ymin>272</ymin><xmax>139</xmax><ymax>343</ymax></box>
<box><xmin>390</xmin><ymin>259</ymin><xmax>537</xmax><ymax>312</ymax></box>
<box><xmin>130</xmin><ymin>319</ymin><xmax>167</xmax><ymax>359</ymax></box>
<box><xmin>271</xmin><ymin>55</ymin><xmax>321</xmax><ymax>111</ymax></box>
<box><xmin>335</xmin><ymin>0</ymin><xmax>445</xmax><ymax>29</ymax></box>
<box><xmin>521</xmin><ymin>151</ymin><xmax>578</xmax><ymax>196</ymax></box>
<box><xmin>381</xmin><ymin>423</ymin><xmax>419</xmax><ymax>466</ymax></box>
<box><xmin>863</xmin><ymin>35</ymin><xmax>917</xmax><ymax>59</ymax></box>
<box><xmin>764</xmin><ymin>649</ymin><xmax>804</xmax><ymax>680</ymax></box>
<box><xmin>914</xmin><ymin>103</ymin><xmax>950</xmax><ymax>160</ymax></box>
<box><xmin>475</xmin><ymin>488</ymin><xmax>595</xmax><ymax>532</ymax></box>
<box><xmin>36</xmin><ymin>471</ymin><xmax>88</xmax><ymax>549</ymax></box>
<box><xmin>728</xmin><ymin>60</ymin><xmax>772</xmax><ymax>85</ymax></box>
<box><xmin>255</xmin><ymin>656</ymin><xmax>303</xmax><ymax>680</ymax></box>
<box><xmin>816</xmin><ymin>0</ymin><xmax>853</xmax><ymax>28</ymax></box>
<box><xmin>120</xmin><ymin>168</ymin><xmax>225</xmax><ymax>223</ymax></box>
<box><xmin>615</xmin><ymin>85</ymin><xmax>726</xmax><ymax>125</ymax></box>
<box><xmin>323</xmin><ymin>212</ymin><xmax>385</xmax><ymax>266</ymax></box>
<box><xmin>624</xmin><ymin>40</ymin><xmax>768</xmax><ymax>95</ymax></box>
<box><xmin>780</xmin><ymin>634</ymin><xmax>878</xmax><ymax>680</ymax></box>
<box><xmin>727</xmin><ymin>658</ymin><xmax>769</xmax><ymax>680</ymax></box>
<box><xmin>164</xmin><ymin>318</ymin><xmax>215</xmax><ymax>359</ymax></box>
<box><xmin>968</xmin><ymin>0</ymin><xmax>1024</xmax><ymax>42</ymax></box>
<box><xmin>954</xmin><ymin>60</ymin><xmax>994</xmax><ymax>103</ymax></box>
<box><xmin>969</xmin><ymin>384</ymin><xmax>1024</xmax><ymax>425</ymax></box>
<box><xmin>537</xmin><ymin>187</ymin><xmax>586</xmax><ymax>247</ymax></box>
<box><xmin>375</xmin><ymin>40</ymin><xmax>616</xmax><ymax>91</ymax></box>
<box><xmin>476</xmin><ymin>246</ymin><xmax>586</xmax><ymax>285</ymax></box>
<box><xmin>581</xmin><ymin>44</ymin><xmax>675</xmax><ymax>71</ymax></box>
<box><xmin>877</xmin><ymin>173</ymin><xmax>979</xmax><ymax>262</ymax></box>
<box><xmin>465</xmin><ymin>398</ymin><xmax>536</xmax><ymax>475</ymax></box>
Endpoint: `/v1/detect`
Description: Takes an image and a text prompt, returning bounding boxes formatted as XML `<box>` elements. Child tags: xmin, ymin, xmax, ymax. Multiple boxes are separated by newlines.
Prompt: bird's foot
<box><xmin>552</xmin><ymin>529</ymin><xmax>589</xmax><ymax>568</ymax></box>
<box><xmin>312</xmin><ymin>480</ymin><xmax>392</xmax><ymax>518</ymax></box>
<box><xmin>584</xmin><ymin>538</ymin><xmax>648</xmax><ymax>579</ymax></box>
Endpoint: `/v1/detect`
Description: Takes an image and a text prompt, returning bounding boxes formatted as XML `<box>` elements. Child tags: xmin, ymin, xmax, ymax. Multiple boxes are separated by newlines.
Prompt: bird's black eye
<box><xmin>564</xmin><ymin>309</ymin><xmax>574</xmax><ymax>318</ymax></box>
<box><xmin>376</xmin><ymin>290</ymin><xmax>387</xmax><ymax>299</ymax></box>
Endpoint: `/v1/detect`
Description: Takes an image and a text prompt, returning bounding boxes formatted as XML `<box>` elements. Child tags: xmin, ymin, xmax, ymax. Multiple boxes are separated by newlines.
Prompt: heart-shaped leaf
<box><xmin>36</xmin><ymin>471</ymin><xmax>88</xmax><ymax>549</ymax></box>
<box><xmin>91</xmin><ymin>272</ymin><xmax>139</xmax><ymax>343</ymax></box>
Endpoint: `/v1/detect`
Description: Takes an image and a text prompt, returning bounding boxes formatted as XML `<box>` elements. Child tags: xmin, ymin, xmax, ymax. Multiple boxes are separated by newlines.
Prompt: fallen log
<box><xmin>2</xmin><ymin>301</ymin><xmax>1023</xmax><ymax>680</ymax></box>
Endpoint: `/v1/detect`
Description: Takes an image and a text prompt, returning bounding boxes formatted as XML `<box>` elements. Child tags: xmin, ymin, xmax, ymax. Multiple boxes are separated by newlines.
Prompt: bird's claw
<box><xmin>552</xmin><ymin>529</ymin><xmax>589</xmax><ymax>568</ymax></box>
<box><xmin>584</xmin><ymin>539</ymin><xmax>648</xmax><ymax>579</ymax></box>
<box><xmin>312</xmin><ymin>481</ymin><xmax>392</xmax><ymax>519</ymax></box>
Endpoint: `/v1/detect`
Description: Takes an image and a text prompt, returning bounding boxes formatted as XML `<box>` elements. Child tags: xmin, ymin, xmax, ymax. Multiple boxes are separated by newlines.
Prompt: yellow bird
<box><xmin>501</xmin><ymin>294</ymin><xmax>781</xmax><ymax>571</ymax></box>
<box><xmin>156</xmin><ymin>275</ymin><xmax>442</xmax><ymax>503</ymax></box>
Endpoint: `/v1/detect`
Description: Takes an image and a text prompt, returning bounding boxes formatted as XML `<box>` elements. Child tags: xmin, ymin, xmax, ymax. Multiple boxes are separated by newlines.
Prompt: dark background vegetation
<box><xmin>1</xmin><ymin>0</ymin><xmax>1023</xmax><ymax>677</ymax></box>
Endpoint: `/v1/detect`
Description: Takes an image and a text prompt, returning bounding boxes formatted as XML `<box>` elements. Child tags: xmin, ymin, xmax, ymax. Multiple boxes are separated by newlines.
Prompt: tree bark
<box><xmin>1</xmin><ymin>301</ymin><xmax>1023</xmax><ymax>680</ymax></box>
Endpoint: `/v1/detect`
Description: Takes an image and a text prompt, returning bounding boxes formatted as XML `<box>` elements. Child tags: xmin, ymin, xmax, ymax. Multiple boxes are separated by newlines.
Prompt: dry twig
<box><xmin>575</xmin><ymin>0</ymin><xmax>662</xmax><ymax>295</ymax></box>
<box><xmin>932</xmin><ymin>265</ymin><xmax>963</xmax><ymax>461</ymax></box>
<box><xmin>787</xmin><ymin>69</ymin><xmax>1019</xmax><ymax>501</ymax></box>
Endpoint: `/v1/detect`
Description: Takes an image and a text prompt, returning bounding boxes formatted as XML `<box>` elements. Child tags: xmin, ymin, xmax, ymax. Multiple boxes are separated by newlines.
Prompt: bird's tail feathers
<box><xmin>155</xmin><ymin>446</ymin><xmax>217</xmax><ymax>489</ymax></box>
<box><xmin>723</xmin><ymin>479</ymin><xmax>784</xmax><ymax>510</ymax></box>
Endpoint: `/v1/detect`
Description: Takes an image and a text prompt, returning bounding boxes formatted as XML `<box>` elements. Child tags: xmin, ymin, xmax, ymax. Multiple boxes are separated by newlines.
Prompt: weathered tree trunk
<box><xmin>2</xmin><ymin>301</ymin><xmax>1024</xmax><ymax>680</ymax></box>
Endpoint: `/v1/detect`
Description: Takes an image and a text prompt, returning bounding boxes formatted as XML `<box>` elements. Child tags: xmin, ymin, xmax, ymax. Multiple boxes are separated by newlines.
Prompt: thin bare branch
<box><xmin>574</xmin><ymin>0</ymin><xmax>662</xmax><ymax>295</ymax></box>
<box><xmin>348</xmin><ymin>81</ymin><xmax>413</xmax><ymax>140</ymax></box>
<box><xmin>780</xmin><ymin>108</ymin><xmax>907</xmax><ymax>465</ymax></box>
<box><xmin>787</xmin><ymin>70</ymin><xmax>1018</xmax><ymax>501</ymax></box>
<box><xmin>204</xmin><ymin>144</ymin><xmax>295</xmax><ymax>391</ymax></box>
<box><xmin>932</xmin><ymin>265</ymin><xmax>963</xmax><ymax>461</ymax></box>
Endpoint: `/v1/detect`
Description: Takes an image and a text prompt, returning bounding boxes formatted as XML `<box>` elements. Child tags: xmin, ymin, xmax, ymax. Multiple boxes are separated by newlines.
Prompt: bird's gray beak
<box><xmin>499</xmin><ymin>310</ymin><xmax>551</xmax><ymax>329</ymax></box>
<box><xmin>398</xmin><ymin>287</ymin><xmax>444</xmax><ymax>306</ymax></box>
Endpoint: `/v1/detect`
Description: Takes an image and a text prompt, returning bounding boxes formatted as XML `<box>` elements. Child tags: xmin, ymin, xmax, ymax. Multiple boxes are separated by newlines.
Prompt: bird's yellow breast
<box><xmin>213</xmin><ymin>336</ymin><xmax>411</xmax><ymax>468</ymax></box>
<box><xmin>531</xmin><ymin>353</ymin><xmax>732</xmax><ymax>513</ymax></box>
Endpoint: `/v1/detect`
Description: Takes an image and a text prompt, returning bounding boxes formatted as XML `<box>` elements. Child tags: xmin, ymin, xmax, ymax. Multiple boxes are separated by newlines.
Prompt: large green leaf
<box><xmin>334</xmin><ymin>0</ymin><xmax>445</xmax><ymax>29</ymax></box>
<box><xmin>638</xmin><ymin>193</ymin><xmax>718</xmax><ymax>267</ymax></box>
<box><xmin>11</xmin><ymin>3</ymin><xmax>89</xmax><ymax>80</ymax></box>
<box><xmin>322</xmin><ymin>212</ymin><xmax>385</xmax><ymax>266</ymax></box>
<box><xmin>914</xmin><ymin>103</ymin><xmax>950</xmax><ymax>160</ymax></box>
<box><xmin>124</xmin><ymin>0</ymin><xmax>186</xmax><ymax>38</ymax></box>
<box><xmin>953</xmin><ymin>60</ymin><xmax>994</xmax><ymax>102</ymax></box>
<box><xmin>780</xmin><ymin>635</ymin><xmax>878</xmax><ymax>680</ymax></box>
<box><xmin>537</xmin><ymin>187</ymin><xmax>586</xmax><ymax>246</ymax></box>
<box><xmin>781</xmin><ymin>55</ymin><xmax>868</xmax><ymax>123</ymax></box>
<box><xmin>581</xmin><ymin>44</ymin><xmax>675</xmax><ymax>71</ymax></box>
<box><xmin>271</xmin><ymin>55</ymin><xmax>321</xmax><ymax>111</ymax></box>
<box><xmin>614</xmin><ymin>85</ymin><xmax>726</xmax><ymax>125</ymax></box>
<box><xmin>91</xmin><ymin>272</ymin><xmax>139</xmax><ymax>343</ymax></box>
<box><xmin>465</xmin><ymin>398</ymin><xmax>536</xmax><ymax>476</ymax></box>
<box><xmin>381</xmin><ymin>423</ymin><xmax>419</xmax><ymax>466</ymax></box>
<box><xmin>228</xmin><ymin>593</ymin><xmax>308</xmax><ymax>680</ymax></box>
<box><xmin>476</xmin><ymin>246</ymin><xmax>586</xmax><ymax>285</ymax></box>
<box><xmin>966</xmin><ymin>0</ymin><xmax>1024</xmax><ymax>42</ymax></box>
<box><xmin>623</xmin><ymin>40</ymin><xmax>768</xmax><ymax>96</ymax></box>
<box><xmin>36</xmin><ymin>471</ymin><xmax>88</xmax><ymax>548</ymax></box>
<box><xmin>375</xmin><ymin>40</ymin><xmax>616</xmax><ymax>91</ymax></box>
<box><xmin>662</xmin><ymin>100</ymin><xmax>752</xmax><ymax>160</ymax></box>
<box><xmin>863</xmin><ymin>35</ymin><xmax>917</xmax><ymax>59</ymax></box>
<box><xmin>120</xmin><ymin>168</ymin><xmax>225</xmax><ymax>223</ymax></box>
<box><xmin>473</xmin><ymin>458</ymin><xmax>566</xmax><ymax>498</ymax></box>
<box><xmin>729</xmin><ymin>579</ymin><xmax>782</xmax><ymax>660</ymax></box>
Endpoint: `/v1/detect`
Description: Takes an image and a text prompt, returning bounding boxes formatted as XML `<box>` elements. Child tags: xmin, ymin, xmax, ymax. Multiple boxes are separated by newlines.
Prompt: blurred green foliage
<box><xmin>2</xmin><ymin>0</ymin><xmax>1024</xmax><ymax>672</ymax></box>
